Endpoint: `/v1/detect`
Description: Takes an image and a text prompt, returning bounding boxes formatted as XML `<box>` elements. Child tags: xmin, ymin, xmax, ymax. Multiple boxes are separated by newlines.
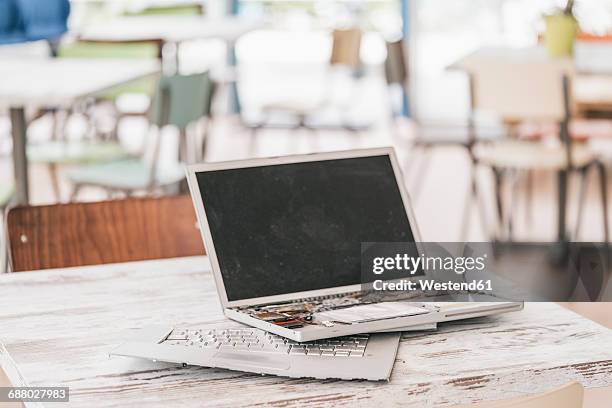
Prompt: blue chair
<box><xmin>0</xmin><ymin>0</ymin><xmax>69</xmax><ymax>45</ymax></box>
<box><xmin>16</xmin><ymin>0</ymin><xmax>69</xmax><ymax>42</ymax></box>
<box><xmin>0</xmin><ymin>0</ymin><xmax>25</xmax><ymax>44</ymax></box>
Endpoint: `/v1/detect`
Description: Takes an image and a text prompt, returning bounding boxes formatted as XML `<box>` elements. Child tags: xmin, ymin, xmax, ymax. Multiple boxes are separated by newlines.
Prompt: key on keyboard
<box><xmin>162</xmin><ymin>328</ymin><xmax>368</xmax><ymax>357</ymax></box>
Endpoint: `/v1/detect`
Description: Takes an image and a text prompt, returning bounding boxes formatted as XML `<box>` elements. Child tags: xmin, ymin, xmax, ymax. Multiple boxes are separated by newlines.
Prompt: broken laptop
<box><xmin>111</xmin><ymin>148</ymin><xmax>521</xmax><ymax>380</ymax></box>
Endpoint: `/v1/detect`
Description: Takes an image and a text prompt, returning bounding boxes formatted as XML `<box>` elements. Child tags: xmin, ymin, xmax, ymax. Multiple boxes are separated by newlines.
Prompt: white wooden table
<box><xmin>0</xmin><ymin>58</ymin><xmax>160</xmax><ymax>205</ymax></box>
<box><xmin>1</xmin><ymin>256</ymin><xmax>611</xmax><ymax>407</ymax></box>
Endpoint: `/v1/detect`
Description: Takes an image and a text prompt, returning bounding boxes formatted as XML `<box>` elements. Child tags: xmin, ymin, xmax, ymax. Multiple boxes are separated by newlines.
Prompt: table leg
<box><xmin>9</xmin><ymin>107</ymin><xmax>29</xmax><ymax>205</ymax></box>
<box><xmin>174</xmin><ymin>41</ymin><xmax>180</xmax><ymax>74</ymax></box>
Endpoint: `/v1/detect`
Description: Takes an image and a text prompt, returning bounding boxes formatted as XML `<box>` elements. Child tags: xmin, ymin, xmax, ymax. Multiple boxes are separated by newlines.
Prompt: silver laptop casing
<box><xmin>111</xmin><ymin>325</ymin><xmax>401</xmax><ymax>381</ymax></box>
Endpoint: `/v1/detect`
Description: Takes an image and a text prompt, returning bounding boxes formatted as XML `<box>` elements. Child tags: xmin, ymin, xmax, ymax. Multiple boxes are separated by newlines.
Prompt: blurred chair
<box><xmin>28</xmin><ymin>139</ymin><xmax>133</xmax><ymax>201</ymax></box>
<box><xmin>0</xmin><ymin>0</ymin><xmax>69</xmax><ymax>47</ymax></box>
<box><xmin>245</xmin><ymin>28</ymin><xmax>366</xmax><ymax>142</ymax></box>
<box><xmin>384</xmin><ymin>38</ymin><xmax>505</xmax><ymax>202</ymax></box>
<box><xmin>15</xmin><ymin>0</ymin><xmax>69</xmax><ymax>46</ymax></box>
<box><xmin>67</xmin><ymin>71</ymin><xmax>215</xmax><ymax>198</ymax></box>
<box><xmin>6</xmin><ymin>195</ymin><xmax>205</xmax><ymax>272</ymax></box>
<box><xmin>468</xmin><ymin>59</ymin><xmax>608</xmax><ymax>242</ymax></box>
<box><xmin>0</xmin><ymin>0</ymin><xmax>25</xmax><ymax>44</ymax></box>
<box><xmin>450</xmin><ymin>382</ymin><xmax>583</xmax><ymax>408</ymax></box>
<box><xmin>329</xmin><ymin>28</ymin><xmax>362</xmax><ymax>68</ymax></box>
<box><xmin>25</xmin><ymin>40</ymin><xmax>162</xmax><ymax>201</ymax></box>
<box><xmin>57</xmin><ymin>39</ymin><xmax>162</xmax><ymax>134</ymax></box>
<box><xmin>384</xmin><ymin>39</ymin><xmax>408</xmax><ymax>117</ymax></box>
<box><xmin>122</xmin><ymin>3</ymin><xmax>204</xmax><ymax>73</ymax></box>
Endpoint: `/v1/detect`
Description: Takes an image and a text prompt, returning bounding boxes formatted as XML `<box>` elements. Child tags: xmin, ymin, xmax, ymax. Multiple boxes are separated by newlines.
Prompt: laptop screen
<box><xmin>196</xmin><ymin>154</ymin><xmax>415</xmax><ymax>301</ymax></box>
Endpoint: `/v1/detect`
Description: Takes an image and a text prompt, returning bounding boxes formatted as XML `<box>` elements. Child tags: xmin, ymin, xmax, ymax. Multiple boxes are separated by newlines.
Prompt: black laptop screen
<box><xmin>195</xmin><ymin>154</ymin><xmax>415</xmax><ymax>301</ymax></box>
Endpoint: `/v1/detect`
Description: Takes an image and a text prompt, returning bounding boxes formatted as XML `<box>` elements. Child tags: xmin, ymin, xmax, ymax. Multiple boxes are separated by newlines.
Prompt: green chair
<box><xmin>68</xmin><ymin>71</ymin><xmax>215</xmax><ymax>199</ymax></box>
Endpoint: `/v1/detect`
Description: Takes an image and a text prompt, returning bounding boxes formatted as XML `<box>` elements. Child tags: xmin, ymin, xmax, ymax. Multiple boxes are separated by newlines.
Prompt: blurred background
<box><xmin>2</xmin><ymin>0</ymin><xmax>612</xmax><ymax>254</ymax></box>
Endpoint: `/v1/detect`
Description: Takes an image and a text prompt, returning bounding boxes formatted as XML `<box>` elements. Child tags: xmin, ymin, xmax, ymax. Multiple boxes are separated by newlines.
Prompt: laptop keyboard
<box><xmin>162</xmin><ymin>328</ymin><xmax>368</xmax><ymax>357</ymax></box>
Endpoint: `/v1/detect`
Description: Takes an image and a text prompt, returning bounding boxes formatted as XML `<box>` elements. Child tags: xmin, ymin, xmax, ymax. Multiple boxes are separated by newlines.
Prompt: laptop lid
<box><xmin>186</xmin><ymin>148</ymin><xmax>422</xmax><ymax>308</ymax></box>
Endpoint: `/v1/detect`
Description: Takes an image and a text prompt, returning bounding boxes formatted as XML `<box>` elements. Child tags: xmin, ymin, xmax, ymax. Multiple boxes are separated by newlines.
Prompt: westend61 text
<box><xmin>372</xmin><ymin>279</ymin><xmax>493</xmax><ymax>292</ymax></box>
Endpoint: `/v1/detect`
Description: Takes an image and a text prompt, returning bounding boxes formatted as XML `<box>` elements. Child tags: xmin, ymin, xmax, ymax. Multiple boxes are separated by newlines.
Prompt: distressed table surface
<box><xmin>1</xmin><ymin>256</ymin><xmax>611</xmax><ymax>408</ymax></box>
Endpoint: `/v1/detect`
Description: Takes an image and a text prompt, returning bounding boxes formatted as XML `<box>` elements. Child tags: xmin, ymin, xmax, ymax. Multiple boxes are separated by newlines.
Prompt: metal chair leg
<box><xmin>507</xmin><ymin>170</ymin><xmax>520</xmax><ymax>241</ymax></box>
<box><xmin>524</xmin><ymin>169</ymin><xmax>533</xmax><ymax>227</ymax></box>
<box><xmin>492</xmin><ymin>167</ymin><xmax>505</xmax><ymax>240</ymax></box>
<box><xmin>48</xmin><ymin>163</ymin><xmax>62</xmax><ymax>202</ymax></box>
<box><xmin>200</xmin><ymin>118</ymin><xmax>212</xmax><ymax>162</ymax></box>
<box><xmin>597</xmin><ymin>161</ymin><xmax>609</xmax><ymax>244</ymax></box>
<box><xmin>0</xmin><ymin>207</ymin><xmax>6</xmax><ymax>274</ymax></box>
<box><xmin>70</xmin><ymin>184</ymin><xmax>83</xmax><ymax>202</ymax></box>
<box><xmin>459</xmin><ymin>177</ymin><xmax>473</xmax><ymax>242</ymax></box>
<box><xmin>459</xmin><ymin>162</ymin><xmax>490</xmax><ymax>241</ymax></box>
<box><xmin>1</xmin><ymin>246</ymin><xmax>7</xmax><ymax>273</ymax></box>
<box><xmin>574</xmin><ymin>167</ymin><xmax>589</xmax><ymax>240</ymax></box>
<box><xmin>473</xmin><ymin>166</ymin><xmax>490</xmax><ymax>241</ymax></box>
<box><xmin>178</xmin><ymin>128</ymin><xmax>188</xmax><ymax>163</ymax></box>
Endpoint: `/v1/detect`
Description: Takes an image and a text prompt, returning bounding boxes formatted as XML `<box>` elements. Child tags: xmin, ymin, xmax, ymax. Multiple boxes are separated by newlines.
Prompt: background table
<box><xmin>78</xmin><ymin>15</ymin><xmax>262</xmax><ymax>112</ymax></box>
<box><xmin>78</xmin><ymin>16</ymin><xmax>262</xmax><ymax>44</ymax></box>
<box><xmin>0</xmin><ymin>58</ymin><xmax>160</xmax><ymax>205</ymax></box>
<box><xmin>451</xmin><ymin>46</ymin><xmax>612</xmax><ymax>115</ymax></box>
<box><xmin>1</xmin><ymin>256</ymin><xmax>611</xmax><ymax>407</ymax></box>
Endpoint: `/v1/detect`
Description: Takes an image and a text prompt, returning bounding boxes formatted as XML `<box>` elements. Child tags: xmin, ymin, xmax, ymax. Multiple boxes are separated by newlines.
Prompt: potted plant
<box><xmin>544</xmin><ymin>0</ymin><xmax>579</xmax><ymax>57</ymax></box>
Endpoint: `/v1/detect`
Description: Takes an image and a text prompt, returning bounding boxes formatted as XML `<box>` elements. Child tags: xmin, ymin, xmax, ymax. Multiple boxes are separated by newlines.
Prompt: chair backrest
<box><xmin>58</xmin><ymin>40</ymin><xmax>162</xmax><ymax>59</ymax></box>
<box><xmin>149</xmin><ymin>71</ymin><xmax>215</xmax><ymax>130</ymax></box>
<box><xmin>6</xmin><ymin>195</ymin><xmax>205</xmax><ymax>272</ymax></box>
<box><xmin>124</xmin><ymin>4</ymin><xmax>204</xmax><ymax>16</ymax></box>
<box><xmin>330</xmin><ymin>28</ymin><xmax>362</xmax><ymax>69</ymax></box>
<box><xmin>0</xmin><ymin>0</ymin><xmax>22</xmax><ymax>44</ymax></box>
<box><xmin>385</xmin><ymin>39</ymin><xmax>408</xmax><ymax>85</ymax></box>
<box><xmin>451</xmin><ymin>382</ymin><xmax>583</xmax><ymax>408</ymax></box>
<box><xmin>143</xmin><ymin>72</ymin><xmax>215</xmax><ymax>187</ymax></box>
<box><xmin>465</xmin><ymin>57</ymin><xmax>574</xmax><ymax>122</ymax></box>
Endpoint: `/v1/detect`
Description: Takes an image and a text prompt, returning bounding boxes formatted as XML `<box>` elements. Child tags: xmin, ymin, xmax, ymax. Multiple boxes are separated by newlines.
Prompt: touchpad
<box><xmin>212</xmin><ymin>352</ymin><xmax>290</xmax><ymax>370</ymax></box>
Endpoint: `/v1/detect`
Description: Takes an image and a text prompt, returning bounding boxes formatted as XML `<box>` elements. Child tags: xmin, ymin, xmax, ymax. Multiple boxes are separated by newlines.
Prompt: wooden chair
<box><xmin>384</xmin><ymin>38</ymin><xmax>505</xmax><ymax>204</ymax></box>
<box><xmin>450</xmin><ymin>381</ymin><xmax>583</xmax><ymax>408</ymax></box>
<box><xmin>6</xmin><ymin>195</ymin><xmax>205</xmax><ymax>272</ymax></box>
<box><xmin>466</xmin><ymin>58</ymin><xmax>608</xmax><ymax>243</ymax></box>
